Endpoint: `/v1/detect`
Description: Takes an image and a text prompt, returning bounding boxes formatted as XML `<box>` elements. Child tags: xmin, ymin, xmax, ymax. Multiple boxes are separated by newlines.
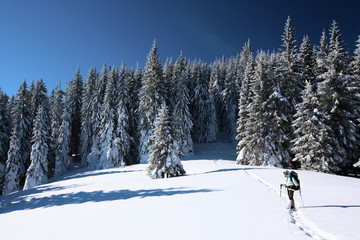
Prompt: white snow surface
<box><xmin>0</xmin><ymin>141</ymin><xmax>359</xmax><ymax>240</ymax></box>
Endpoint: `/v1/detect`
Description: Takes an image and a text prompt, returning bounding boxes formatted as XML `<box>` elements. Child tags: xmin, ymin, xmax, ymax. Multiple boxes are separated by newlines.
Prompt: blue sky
<box><xmin>1</xmin><ymin>0</ymin><xmax>360</xmax><ymax>96</ymax></box>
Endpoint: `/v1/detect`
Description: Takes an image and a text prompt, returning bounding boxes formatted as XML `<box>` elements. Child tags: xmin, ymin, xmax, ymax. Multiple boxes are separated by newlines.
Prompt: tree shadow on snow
<box><xmin>301</xmin><ymin>204</ymin><xmax>360</xmax><ymax>209</ymax></box>
<box><xmin>61</xmin><ymin>169</ymin><xmax>143</xmax><ymax>181</ymax></box>
<box><xmin>0</xmin><ymin>187</ymin><xmax>218</xmax><ymax>214</ymax></box>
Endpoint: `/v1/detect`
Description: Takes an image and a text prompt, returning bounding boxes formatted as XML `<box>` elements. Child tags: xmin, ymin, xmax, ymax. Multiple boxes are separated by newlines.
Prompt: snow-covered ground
<box><xmin>0</xmin><ymin>141</ymin><xmax>359</xmax><ymax>240</ymax></box>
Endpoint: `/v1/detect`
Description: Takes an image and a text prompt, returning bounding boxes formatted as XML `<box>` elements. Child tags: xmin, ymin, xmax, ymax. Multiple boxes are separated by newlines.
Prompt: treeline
<box><xmin>1</xmin><ymin>17</ymin><xmax>360</xmax><ymax>195</ymax></box>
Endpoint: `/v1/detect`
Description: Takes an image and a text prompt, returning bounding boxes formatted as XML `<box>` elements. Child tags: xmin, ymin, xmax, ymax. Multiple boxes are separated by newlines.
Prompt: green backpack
<box><xmin>290</xmin><ymin>171</ymin><xmax>300</xmax><ymax>190</ymax></box>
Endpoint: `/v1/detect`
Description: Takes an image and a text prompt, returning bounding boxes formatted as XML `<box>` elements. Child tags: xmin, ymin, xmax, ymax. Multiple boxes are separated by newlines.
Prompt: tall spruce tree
<box><xmin>236</xmin><ymin>57</ymin><xmax>255</xmax><ymax>164</ymax></box>
<box><xmin>298</xmin><ymin>35</ymin><xmax>316</xmax><ymax>84</ymax></box>
<box><xmin>351</xmin><ymin>35</ymin><xmax>360</xmax><ymax>79</ymax></box>
<box><xmin>222</xmin><ymin>57</ymin><xmax>240</xmax><ymax>141</ymax></box>
<box><xmin>80</xmin><ymin>67</ymin><xmax>99</xmax><ymax>165</ymax></box>
<box><xmin>127</xmin><ymin>66</ymin><xmax>142</xmax><ymax>164</ymax></box>
<box><xmin>49</xmin><ymin>81</ymin><xmax>64</xmax><ymax>177</ymax></box>
<box><xmin>316</xmin><ymin>29</ymin><xmax>329</xmax><ymax>76</ymax></box>
<box><xmin>192</xmin><ymin>61</ymin><xmax>217</xmax><ymax>143</ymax></box>
<box><xmin>171</xmin><ymin>52</ymin><xmax>193</xmax><ymax>155</ymax></box>
<box><xmin>147</xmin><ymin>103</ymin><xmax>185</xmax><ymax>179</ymax></box>
<box><xmin>314</xmin><ymin>21</ymin><xmax>360</xmax><ymax>173</ymax></box>
<box><xmin>0</xmin><ymin>90</ymin><xmax>10</xmax><ymax>194</ymax></box>
<box><xmin>163</xmin><ymin>58</ymin><xmax>174</xmax><ymax>105</ymax></box>
<box><xmin>4</xmin><ymin>81</ymin><xmax>32</xmax><ymax>194</ymax></box>
<box><xmin>98</xmin><ymin>67</ymin><xmax>121</xmax><ymax>168</ymax></box>
<box><xmin>54</xmin><ymin>86</ymin><xmax>73</xmax><ymax>176</ymax></box>
<box><xmin>292</xmin><ymin>81</ymin><xmax>335</xmax><ymax>172</ymax></box>
<box><xmin>114</xmin><ymin>64</ymin><xmax>131</xmax><ymax>167</ymax></box>
<box><xmin>24</xmin><ymin>103</ymin><xmax>50</xmax><ymax>189</ymax></box>
<box><xmin>68</xmin><ymin>68</ymin><xmax>83</xmax><ymax>163</ymax></box>
<box><xmin>138</xmin><ymin>41</ymin><xmax>164</xmax><ymax>163</ymax></box>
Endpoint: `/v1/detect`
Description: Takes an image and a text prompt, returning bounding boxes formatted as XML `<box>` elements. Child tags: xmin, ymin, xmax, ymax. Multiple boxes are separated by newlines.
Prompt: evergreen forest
<box><xmin>1</xmin><ymin>17</ymin><xmax>360</xmax><ymax>195</ymax></box>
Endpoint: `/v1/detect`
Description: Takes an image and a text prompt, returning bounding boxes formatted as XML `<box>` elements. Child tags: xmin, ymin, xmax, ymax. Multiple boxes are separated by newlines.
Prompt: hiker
<box><xmin>282</xmin><ymin>170</ymin><xmax>300</xmax><ymax>210</ymax></box>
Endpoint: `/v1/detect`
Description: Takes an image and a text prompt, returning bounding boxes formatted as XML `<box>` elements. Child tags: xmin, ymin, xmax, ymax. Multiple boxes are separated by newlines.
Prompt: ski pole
<box><xmin>279</xmin><ymin>184</ymin><xmax>282</xmax><ymax>206</ymax></box>
<box><xmin>299</xmin><ymin>188</ymin><xmax>304</xmax><ymax>207</ymax></box>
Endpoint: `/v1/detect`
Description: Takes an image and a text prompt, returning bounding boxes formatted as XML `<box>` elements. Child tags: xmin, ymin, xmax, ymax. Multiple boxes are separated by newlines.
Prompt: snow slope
<box><xmin>0</xmin><ymin>141</ymin><xmax>359</xmax><ymax>240</ymax></box>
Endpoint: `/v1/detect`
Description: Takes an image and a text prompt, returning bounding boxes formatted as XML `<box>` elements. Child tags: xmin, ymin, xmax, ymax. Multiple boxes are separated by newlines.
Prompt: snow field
<box><xmin>0</xmin><ymin>141</ymin><xmax>359</xmax><ymax>240</ymax></box>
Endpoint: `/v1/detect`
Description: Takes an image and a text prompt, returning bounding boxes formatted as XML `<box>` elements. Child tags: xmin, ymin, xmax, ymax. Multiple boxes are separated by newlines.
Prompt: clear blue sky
<box><xmin>1</xmin><ymin>0</ymin><xmax>359</xmax><ymax>96</ymax></box>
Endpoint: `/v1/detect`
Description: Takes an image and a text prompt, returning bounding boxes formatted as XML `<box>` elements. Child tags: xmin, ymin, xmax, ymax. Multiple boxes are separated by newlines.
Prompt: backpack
<box><xmin>289</xmin><ymin>171</ymin><xmax>300</xmax><ymax>190</ymax></box>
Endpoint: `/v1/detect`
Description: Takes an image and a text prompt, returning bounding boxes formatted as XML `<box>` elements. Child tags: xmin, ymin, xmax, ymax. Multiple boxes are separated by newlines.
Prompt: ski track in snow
<box><xmin>243</xmin><ymin>168</ymin><xmax>337</xmax><ymax>240</ymax></box>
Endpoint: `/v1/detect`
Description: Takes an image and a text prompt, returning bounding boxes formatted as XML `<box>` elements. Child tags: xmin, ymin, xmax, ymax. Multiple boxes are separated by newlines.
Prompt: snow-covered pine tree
<box><xmin>127</xmin><ymin>65</ymin><xmax>142</xmax><ymax>165</ymax></box>
<box><xmin>209</xmin><ymin>57</ymin><xmax>227</xmax><ymax>132</ymax></box>
<box><xmin>237</xmin><ymin>40</ymin><xmax>253</xmax><ymax>92</ymax></box>
<box><xmin>4</xmin><ymin>81</ymin><xmax>32</xmax><ymax>194</ymax></box>
<box><xmin>80</xmin><ymin>67</ymin><xmax>99</xmax><ymax>165</ymax></box>
<box><xmin>170</xmin><ymin>52</ymin><xmax>193</xmax><ymax>155</ymax></box>
<box><xmin>163</xmin><ymin>58</ymin><xmax>174</xmax><ymax>105</ymax></box>
<box><xmin>298</xmin><ymin>35</ymin><xmax>316</xmax><ymax>84</ymax></box>
<box><xmin>291</xmin><ymin>81</ymin><xmax>336</xmax><ymax>172</ymax></box>
<box><xmin>315</xmin><ymin>21</ymin><xmax>360</xmax><ymax>173</ymax></box>
<box><xmin>222</xmin><ymin>57</ymin><xmax>240</xmax><ymax>141</ymax></box>
<box><xmin>138</xmin><ymin>41</ymin><xmax>164</xmax><ymax>163</ymax></box>
<box><xmin>236</xmin><ymin>56</ymin><xmax>255</xmax><ymax>164</ymax></box>
<box><xmin>244</xmin><ymin>51</ymin><xmax>274</xmax><ymax>166</ymax></box>
<box><xmin>191</xmin><ymin>61</ymin><xmax>217</xmax><ymax>143</ymax></box>
<box><xmin>49</xmin><ymin>81</ymin><xmax>64</xmax><ymax>177</ymax></box>
<box><xmin>86</xmin><ymin>64</ymin><xmax>108</xmax><ymax>168</ymax></box>
<box><xmin>54</xmin><ymin>83</ymin><xmax>74</xmax><ymax>177</ymax></box>
<box><xmin>68</xmin><ymin>67</ymin><xmax>83</xmax><ymax>163</ymax></box>
<box><xmin>147</xmin><ymin>103</ymin><xmax>185</xmax><ymax>179</ymax></box>
<box><xmin>328</xmin><ymin>20</ymin><xmax>349</xmax><ymax>73</ymax></box>
<box><xmin>316</xmin><ymin>29</ymin><xmax>329</xmax><ymax>76</ymax></box>
<box><xmin>114</xmin><ymin>64</ymin><xmax>131</xmax><ymax>167</ymax></box>
<box><xmin>99</xmin><ymin>63</ymin><xmax>109</xmax><ymax>105</ymax></box>
<box><xmin>97</xmin><ymin>67</ymin><xmax>120</xmax><ymax>169</ymax></box>
<box><xmin>255</xmin><ymin>52</ymin><xmax>293</xmax><ymax>167</ymax></box>
<box><xmin>351</xmin><ymin>35</ymin><xmax>360</xmax><ymax>79</ymax></box>
<box><xmin>24</xmin><ymin>101</ymin><xmax>51</xmax><ymax>189</ymax></box>
<box><xmin>31</xmin><ymin>79</ymin><xmax>48</xmax><ymax>119</ymax></box>
<box><xmin>0</xmin><ymin>90</ymin><xmax>10</xmax><ymax>194</ymax></box>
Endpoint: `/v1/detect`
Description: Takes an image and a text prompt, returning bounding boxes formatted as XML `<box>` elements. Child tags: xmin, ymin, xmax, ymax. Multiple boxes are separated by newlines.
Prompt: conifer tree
<box><xmin>292</xmin><ymin>81</ymin><xmax>335</xmax><ymax>172</ymax></box>
<box><xmin>316</xmin><ymin>29</ymin><xmax>329</xmax><ymax>76</ymax></box>
<box><xmin>86</xmin><ymin>64</ymin><xmax>108</xmax><ymax>168</ymax></box>
<box><xmin>24</xmin><ymin>103</ymin><xmax>50</xmax><ymax>189</ymax></box>
<box><xmin>98</xmin><ymin>67</ymin><xmax>121</xmax><ymax>168</ymax></box>
<box><xmin>298</xmin><ymin>35</ymin><xmax>316</xmax><ymax>83</ymax></box>
<box><xmin>328</xmin><ymin>20</ymin><xmax>350</xmax><ymax>74</ymax></box>
<box><xmin>236</xmin><ymin>57</ymin><xmax>255</xmax><ymax>164</ymax></box>
<box><xmin>317</xmin><ymin>67</ymin><xmax>359</xmax><ymax>172</ymax></box>
<box><xmin>0</xmin><ymin>90</ymin><xmax>10</xmax><ymax>194</ymax></box>
<box><xmin>163</xmin><ymin>58</ymin><xmax>174</xmax><ymax>105</ymax></box>
<box><xmin>237</xmin><ymin>40</ymin><xmax>253</xmax><ymax>92</ymax></box>
<box><xmin>127</xmin><ymin>66</ymin><xmax>142</xmax><ymax>164</ymax></box>
<box><xmin>114</xmin><ymin>64</ymin><xmax>131</xmax><ymax>166</ymax></box>
<box><xmin>138</xmin><ymin>41</ymin><xmax>164</xmax><ymax>163</ymax></box>
<box><xmin>147</xmin><ymin>103</ymin><xmax>185</xmax><ymax>179</ymax></box>
<box><xmin>68</xmin><ymin>67</ymin><xmax>83</xmax><ymax>162</ymax></box>
<box><xmin>49</xmin><ymin>81</ymin><xmax>64</xmax><ymax>177</ymax></box>
<box><xmin>4</xmin><ymin>81</ymin><xmax>32</xmax><ymax>194</ymax></box>
<box><xmin>80</xmin><ymin>67</ymin><xmax>99</xmax><ymax>165</ymax></box>
<box><xmin>209</xmin><ymin>57</ymin><xmax>226</xmax><ymax>132</ymax></box>
<box><xmin>192</xmin><ymin>62</ymin><xmax>217</xmax><ymax>143</ymax></box>
<box><xmin>171</xmin><ymin>53</ymin><xmax>193</xmax><ymax>155</ymax></box>
<box><xmin>222</xmin><ymin>57</ymin><xmax>240</xmax><ymax>141</ymax></box>
<box><xmin>351</xmin><ymin>35</ymin><xmax>360</xmax><ymax>79</ymax></box>
<box><xmin>54</xmin><ymin>81</ymin><xmax>74</xmax><ymax>176</ymax></box>
<box><xmin>315</xmin><ymin>21</ymin><xmax>360</xmax><ymax>172</ymax></box>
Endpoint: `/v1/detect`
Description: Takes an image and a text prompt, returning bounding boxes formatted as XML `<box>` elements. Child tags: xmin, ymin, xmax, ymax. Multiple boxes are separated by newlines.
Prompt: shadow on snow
<box><xmin>301</xmin><ymin>205</ymin><xmax>360</xmax><ymax>209</ymax></box>
<box><xmin>0</xmin><ymin>187</ymin><xmax>218</xmax><ymax>214</ymax></box>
